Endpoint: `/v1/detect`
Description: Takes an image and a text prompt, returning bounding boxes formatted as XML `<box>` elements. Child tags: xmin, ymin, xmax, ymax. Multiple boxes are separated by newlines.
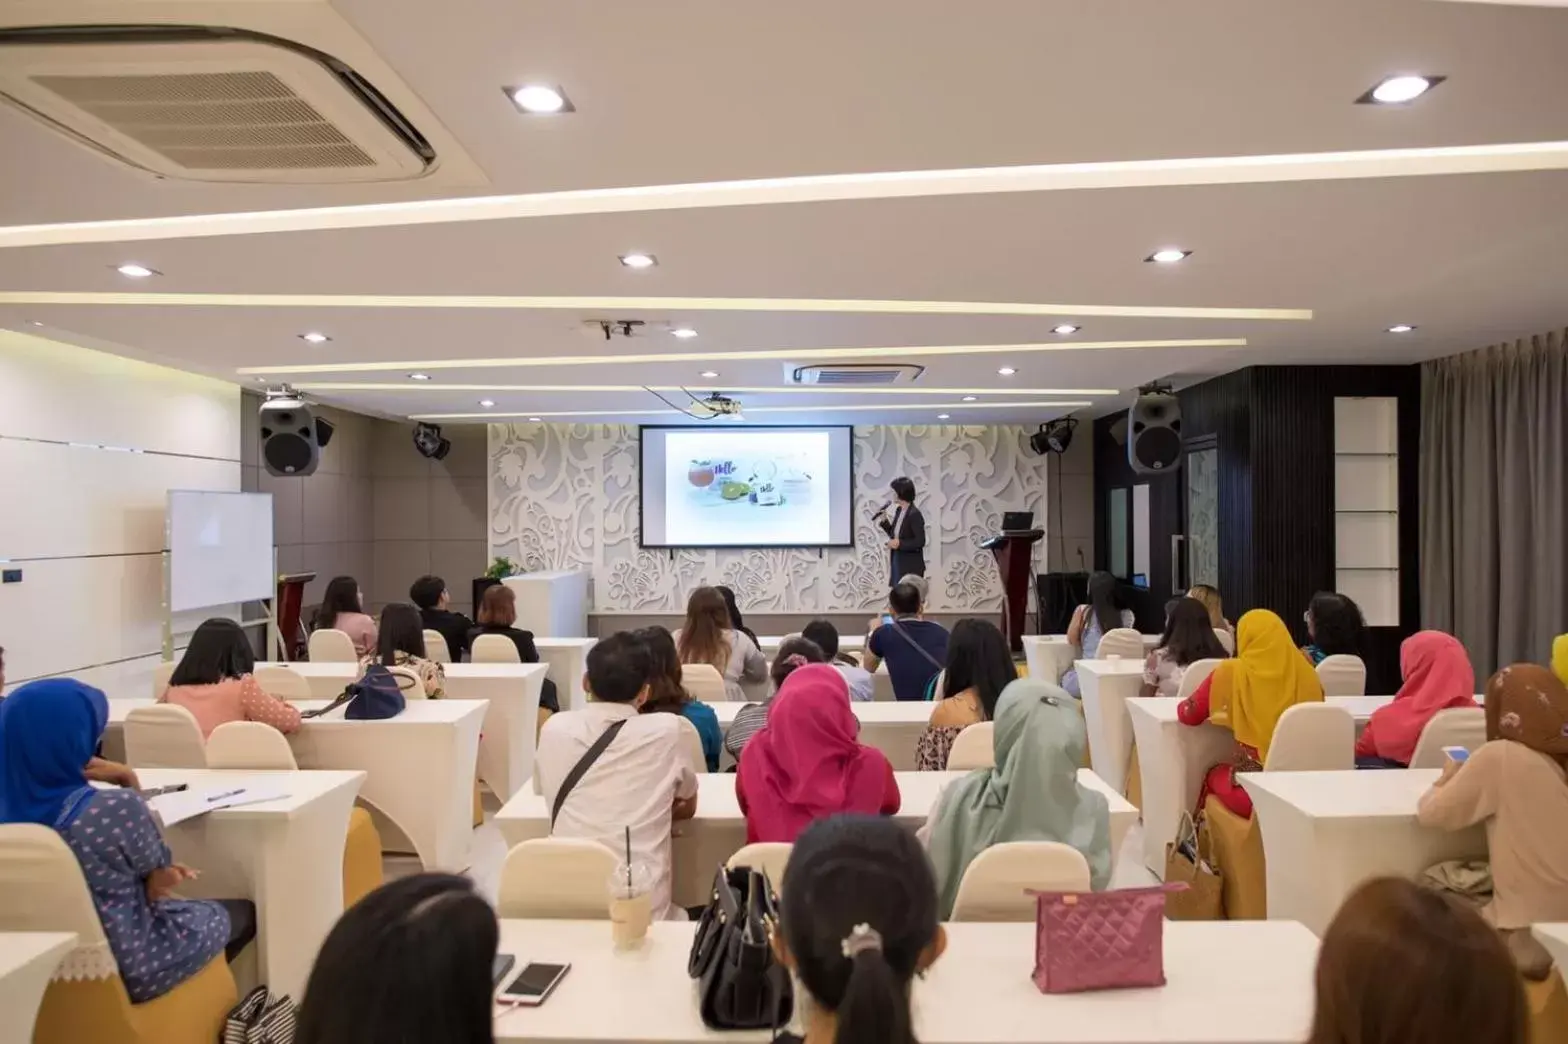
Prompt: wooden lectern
<box><xmin>275</xmin><ymin>572</ymin><xmax>316</xmax><ymax>661</ymax></box>
<box><xmin>982</xmin><ymin>530</ymin><xmax>1044</xmax><ymax>652</ymax></box>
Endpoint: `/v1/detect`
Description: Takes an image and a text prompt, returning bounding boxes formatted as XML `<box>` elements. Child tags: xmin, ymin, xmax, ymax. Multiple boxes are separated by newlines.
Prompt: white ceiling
<box><xmin>1</xmin><ymin>0</ymin><xmax>1567</xmax><ymax>425</ymax></box>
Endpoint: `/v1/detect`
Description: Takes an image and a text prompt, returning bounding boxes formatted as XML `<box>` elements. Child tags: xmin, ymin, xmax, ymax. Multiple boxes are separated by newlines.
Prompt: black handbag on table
<box><xmin>687</xmin><ymin>865</ymin><xmax>793</xmax><ymax>1031</ymax></box>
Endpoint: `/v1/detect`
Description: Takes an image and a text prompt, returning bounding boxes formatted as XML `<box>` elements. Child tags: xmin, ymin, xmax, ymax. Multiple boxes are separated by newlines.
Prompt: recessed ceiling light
<box><xmin>699</xmin><ymin>370</ymin><xmax>719</xmax><ymax>378</ymax></box>
<box><xmin>115</xmin><ymin>263</ymin><xmax>158</xmax><ymax>278</ymax></box>
<box><xmin>1145</xmin><ymin>249</ymin><xmax>1191</xmax><ymax>264</ymax></box>
<box><xmin>962</xmin><ymin>395</ymin><xmax>977</xmax><ymax>402</ymax></box>
<box><xmin>671</xmin><ymin>327</ymin><xmax>699</xmax><ymax>339</ymax></box>
<box><xmin>506</xmin><ymin>84</ymin><xmax>573</xmax><ymax>114</ymax></box>
<box><xmin>479</xmin><ymin>399</ymin><xmax>496</xmax><ymax>408</ymax></box>
<box><xmin>29</xmin><ymin>320</ymin><xmax>43</xmax><ymax>327</ymax></box>
<box><xmin>409</xmin><ymin>373</ymin><xmax>432</xmax><ymax>381</ymax></box>
<box><xmin>254</xmin><ymin>376</ymin><xmax>267</xmax><ymax>383</ymax></box>
<box><xmin>1360</xmin><ymin>75</ymin><xmax>1442</xmax><ymax>106</ymax></box>
<box><xmin>298</xmin><ymin>331</ymin><xmax>331</xmax><ymax>344</ymax></box>
<box><xmin>527</xmin><ymin>416</ymin><xmax>542</xmax><ymax>422</ymax></box>
<box><xmin>1052</xmin><ymin>324</ymin><xmax>1080</xmax><ymax>335</ymax></box>
<box><xmin>1387</xmin><ymin>324</ymin><xmax>1416</xmax><ymax>334</ymax></box>
<box><xmin>998</xmin><ymin>366</ymin><xmax>1017</xmax><ymax>376</ymax></box>
<box><xmin>619</xmin><ymin>253</ymin><xmax>658</xmax><ymax>269</ymax></box>
<box><xmin>937</xmin><ymin>413</ymin><xmax>951</xmax><ymax>420</ymax></box>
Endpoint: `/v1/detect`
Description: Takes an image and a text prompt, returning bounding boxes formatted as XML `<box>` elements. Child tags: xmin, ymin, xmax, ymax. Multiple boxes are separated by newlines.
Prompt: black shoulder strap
<box><xmin>550</xmin><ymin>718</ymin><xmax>628</xmax><ymax>830</ymax></box>
<box><xmin>889</xmin><ymin>618</ymin><xmax>945</xmax><ymax>671</ymax></box>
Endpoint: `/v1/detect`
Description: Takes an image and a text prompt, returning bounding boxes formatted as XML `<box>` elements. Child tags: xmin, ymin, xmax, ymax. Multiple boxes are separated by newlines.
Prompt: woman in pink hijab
<box><xmin>1356</xmin><ymin>631</ymin><xmax>1478</xmax><ymax>768</ymax></box>
<box><xmin>736</xmin><ymin>663</ymin><xmax>901</xmax><ymax>843</ymax></box>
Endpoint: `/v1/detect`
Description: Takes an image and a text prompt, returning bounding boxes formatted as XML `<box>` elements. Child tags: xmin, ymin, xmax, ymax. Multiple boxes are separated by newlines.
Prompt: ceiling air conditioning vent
<box><xmin>788</xmin><ymin>363</ymin><xmax>926</xmax><ymax>386</ymax></box>
<box><xmin>0</xmin><ymin>25</ymin><xmax>437</xmax><ymax>183</ymax></box>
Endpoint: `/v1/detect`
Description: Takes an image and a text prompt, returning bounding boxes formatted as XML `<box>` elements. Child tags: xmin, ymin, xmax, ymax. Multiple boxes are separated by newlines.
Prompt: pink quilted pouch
<box><xmin>1030</xmin><ymin>884</ymin><xmax>1187</xmax><ymax>994</ymax></box>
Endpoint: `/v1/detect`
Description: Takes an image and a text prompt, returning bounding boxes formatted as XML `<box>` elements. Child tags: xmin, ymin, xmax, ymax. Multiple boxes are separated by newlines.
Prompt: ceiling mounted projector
<box><xmin>697</xmin><ymin>392</ymin><xmax>743</xmax><ymax>419</ymax></box>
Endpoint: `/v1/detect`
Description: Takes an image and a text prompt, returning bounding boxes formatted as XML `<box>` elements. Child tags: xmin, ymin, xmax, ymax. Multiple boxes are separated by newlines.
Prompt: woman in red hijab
<box><xmin>736</xmin><ymin>663</ymin><xmax>901</xmax><ymax>843</ymax></box>
<box><xmin>1356</xmin><ymin>630</ymin><xmax>1478</xmax><ymax>768</ymax></box>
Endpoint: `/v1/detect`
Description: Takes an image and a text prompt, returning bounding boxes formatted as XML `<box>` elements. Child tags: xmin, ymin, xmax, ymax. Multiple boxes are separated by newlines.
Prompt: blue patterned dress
<box><xmin>56</xmin><ymin>787</ymin><xmax>229</xmax><ymax>1002</ymax></box>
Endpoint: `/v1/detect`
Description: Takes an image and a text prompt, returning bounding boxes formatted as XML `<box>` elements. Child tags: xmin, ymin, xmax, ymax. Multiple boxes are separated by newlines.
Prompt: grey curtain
<box><xmin>1420</xmin><ymin>330</ymin><xmax>1568</xmax><ymax>678</ymax></box>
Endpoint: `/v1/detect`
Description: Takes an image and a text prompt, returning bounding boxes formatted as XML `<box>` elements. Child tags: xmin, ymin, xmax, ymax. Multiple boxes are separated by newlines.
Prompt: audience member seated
<box><xmin>726</xmin><ymin>636</ymin><xmax>824</xmax><ymax>762</ymax></box>
<box><xmin>898</xmin><ymin>572</ymin><xmax>930</xmax><ymax>607</ymax></box>
<box><xmin>1301</xmin><ymin>590</ymin><xmax>1366</xmax><ymax>666</ymax></box>
<box><xmin>636</xmin><ymin>626</ymin><xmax>721</xmax><ymax>771</ymax></box>
<box><xmin>737</xmin><ymin>665</ymin><xmax>900</xmax><ymax>843</ymax></box>
<box><xmin>1554</xmin><ymin>632</ymin><xmax>1567</xmax><ymax>686</ymax></box>
<box><xmin>773</xmin><ymin>815</ymin><xmax>945</xmax><ymax>1044</ymax></box>
<box><xmin>674</xmin><ymin>586</ymin><xmax>768</xmax><ymax>700</ymax></box>
<box><xmin>1307</xmin><ymin>877</ymin><xmax>1526</xmax><ymax>1044</ymax></box>
<box><xmin>1061</xmin><ymin>571</ymin><xmax>1135</xmax><ymax>697</ymax></box>
<box><xmin>1417</xmin><ymin>663</ymin><xmax>1568</xmax><ymax>980</ymax></box>
<box><xmin>802</xmin><ymin>619</ymin><xmax>874</xmax><ymax>702</ymax></box>
<box><xmin>716</xmin><ymin>584</ymin><xmax>761</xmax><ymax>651</ymax></box>
<box><xmin>916</xmin><ymin>618</ymin><xmax>1013</xmax><ymax>770</ymax></box>
<box><xmin>296</xmin><ymin>873</ymin><xmax>496</xmax><ymax>1044</ymax></box>
<box><xmin>1187</xmin><ymin>583</ymin><xmax>1233</xmax><ymax>633</ymax></box>
<box><xmin>409</xmin><ymin>574</ymin><xmax>473</xmax><ymax>661</ymax></box>
<box><xmin>0</xmin><ymin>679</ymin><xmax>255</xmax><ymax>1003</ymax></box>
<box><xmin>1178</xmin><ymin>609</ymin><xmax>1325</xmax><ymax>818</ymax></box>
<box><xmin>467</xmin><ymin>584</ymin><xmax>560</xmax><ymax>712</ymax></box>
<box><xmin>371</xmin><ymin>603</ymin><xmax>446</xmax><ymax>698</ymax></box>
<box><xmin>159</xmin><ymin>618</ymin><xmax>301</xmax><ymax>737</ymax></box>
<box><xmin>536</xmin><ymin>633</ymin><xmax>696</xmax><ymax>921</ymax></box>
<box><xmin>926</xmin><ymin>679</ymin><xmax>1111</xmax><ymax>916</ymax></box>
<box><xmin>314</xmin><ymin>575</ymin><xmax>378</xmax><ymax>659</ymax></box>
<box><xmin>1356</xmin><ymin>630</ymin><xmax>1476</xmax><ymax>768</ymax></box>
<box><xmin>863</xmin><ymin>582</ymin><xmax>950</xmax><ymax>701</ymax></box>
<box><xmin>1141</xmin><ymin>596</ymin><xmax>1231</xmax><ymax>699</ymax></box>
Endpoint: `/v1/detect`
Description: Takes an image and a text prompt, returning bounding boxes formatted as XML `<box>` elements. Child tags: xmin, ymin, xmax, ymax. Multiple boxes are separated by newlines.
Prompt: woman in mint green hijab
<box><xmin>927</xmin><ymin>678</ymin><xmax>1111</xmax><ymax>917</ymax></box>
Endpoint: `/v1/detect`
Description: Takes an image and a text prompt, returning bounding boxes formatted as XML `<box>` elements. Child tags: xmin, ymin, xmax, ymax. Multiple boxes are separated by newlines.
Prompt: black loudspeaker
<box><xmin>413</xmin><ymin>422</ymin><xmax>451</xmax><ymax>461</ymax></box>
<box><xmin>259</xmin><ymin>394</ymin><xmax>322</xmax><ymax>477</ymax></box>
<box><xmin>1128</xmin><ymin>390</ymin><xmax>1182</xmax><ymax>474</ymax></box>
<box><xmin>1029</xmin><ymin>418</ymin><xmax>1078</xmax><ymax>455</ymax></box>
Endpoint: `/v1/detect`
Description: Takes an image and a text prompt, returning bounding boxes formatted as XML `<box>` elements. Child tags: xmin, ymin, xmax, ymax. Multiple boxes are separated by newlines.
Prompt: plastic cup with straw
<box><xmin>609</xmin><ymin>824</ymin><xmax>651</xmax><ymax>949</ymax></box>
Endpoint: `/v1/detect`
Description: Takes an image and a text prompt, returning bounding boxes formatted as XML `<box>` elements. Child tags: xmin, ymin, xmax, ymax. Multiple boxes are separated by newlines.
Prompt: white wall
<box><xmin>488</xmin><ymin>423</ymin><xmax>1067</xmax><ymax>614</ymax></box>
<box><xmin>0</xmin><ymin>330</ymin><xmax>242</xmax><ymax>696</ymax></box>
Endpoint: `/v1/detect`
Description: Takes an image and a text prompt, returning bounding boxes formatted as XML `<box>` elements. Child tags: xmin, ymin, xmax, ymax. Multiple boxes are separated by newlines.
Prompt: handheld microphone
<box><xmin>872</xmin><ymin>500</ymin><xmax>892</xmax><ymax>518</ymax></box>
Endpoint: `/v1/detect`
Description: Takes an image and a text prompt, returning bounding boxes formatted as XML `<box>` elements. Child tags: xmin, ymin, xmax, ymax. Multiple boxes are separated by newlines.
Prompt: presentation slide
<box><xmin>640</xmin><ymin>426</ymin><xmax>854</xmax><ymax>547</ymax></box>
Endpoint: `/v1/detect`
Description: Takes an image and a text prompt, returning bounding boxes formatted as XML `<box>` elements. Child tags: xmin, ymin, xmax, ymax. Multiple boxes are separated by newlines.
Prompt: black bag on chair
<box><xmin>687</xmin><ymin>865</ymin><xmax>793</xmax><ymax>1031</ymax></box>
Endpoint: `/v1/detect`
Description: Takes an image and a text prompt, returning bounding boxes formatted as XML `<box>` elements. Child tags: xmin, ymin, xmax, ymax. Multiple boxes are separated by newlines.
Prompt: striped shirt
<box><xmin>724</xmin><ymin>701</ymin><xmax>771</xmax><ymax>760</ymax></box>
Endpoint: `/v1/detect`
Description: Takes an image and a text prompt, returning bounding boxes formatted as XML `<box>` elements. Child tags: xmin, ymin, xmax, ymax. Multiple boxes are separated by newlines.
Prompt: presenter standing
<box><xmin>876</xmin><ymin>476</ymin><xmax>927</xmax><ymax>587</ymax></box>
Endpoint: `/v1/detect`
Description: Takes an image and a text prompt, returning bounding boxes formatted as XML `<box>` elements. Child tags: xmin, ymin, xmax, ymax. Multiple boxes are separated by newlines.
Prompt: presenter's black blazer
<box><xmin>880</xmin><ymin>504</ymin><xmax>927</xmax><ymax>586</ymax></box>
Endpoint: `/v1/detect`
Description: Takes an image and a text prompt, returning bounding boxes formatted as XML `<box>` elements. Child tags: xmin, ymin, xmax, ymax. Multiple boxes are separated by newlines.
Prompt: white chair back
<box><xmin>1175</xmin><ymin>658</ymin><xmax>1224</xmax><ymax>701</ymax></box>
<box><xmin>124</xmin><ymin>704</ymin><xmax>207</xmax><ymax>768</ymax></box>
<box><xmin>308</xmin><ymin>628</ymin><xmax>358</xmax><ymax>663</ymax></box>
<box><xmin>386</xmin><ymin>664</ymin><xmax>427</xmax><ymax>700</ymax></box>
<box><xmin>950</xmin><ymin>842</ymin><xmax>1092</xmax><ymax>922</ymax></box>
<box><xmin>680</xmin><ymin>663</ymin><xmax>727</xmax><ymax>703</ymax></box>
<box><xmin>1096</xmin><ymin>628</ymin><xmax>1145</xmax><ymax>661</ymax></box>
<box><xmin>1264</xmin><ymin>703</ymin><xmax>1355</xmax><ymax>771</ymax></box>
<box><xmin>206</xmin><ymin>722</ymin><xmax>299</xmax><ymax>770</ymax></box>
<box><xmin>1316</xmin><ymin>654</ymin><xmax>1368</xmax><ymax>697</ymax></box>
<box><xmin>674</xmin><ymin>715</ymin><xmax>707</xmax><ymax>773</ymax></box>
<box><xmin>0</xmin><ymin>824</ymin><xmax>115</xmax><ymax>948</ymax></box>
<box><xmin>946</xmin><ymin>722</ymin><xmax>995</xmax><ymax>771</ymax></box>
<box><xmin>727</xmin><ymin>843</ymin><xmax>792</xmax><ymax>887</ymax></box>
<box><xmin>497</xmin><ymin>839</ymin><xmax>618</xmax><ymax>919</ymax></box>
<box><xmin>423</xmin><ymin>630</ymin><xmax>453</xmax><ymax>664</ymax></box>
<box><xmin>151</xmin><ymin>660</ymin><xmax>177</xmax><ymax>698</ymax></box>
<box><xmin>472</xmin><ymin>634</ymin><xmax>522</xmax><ymax>664</ymax></box>
<box><xmin>1408</xmin><ymin>707</ymin><xmax>1488</xmax><ymax>769</ymax></box>
<box><xmin>254</xmin><ymin>664</ymin><xmax>314</xmax><ymax>700</ymax></box>
<box><xmin>1214</xmin><ymin>629</ymin><xmax>1236</xmax><ymax>655</ymax></box>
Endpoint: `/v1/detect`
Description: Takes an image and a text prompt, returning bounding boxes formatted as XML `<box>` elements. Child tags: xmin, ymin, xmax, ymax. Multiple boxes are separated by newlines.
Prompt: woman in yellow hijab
<box><xmin>1178</xmin><ymin>609</ymin><xmax>1325</xmax><ymax>817</ymax></box>
<box><xmin>1553</xmin><ymin>634</ymin><xmax>1568</xmax><ymax>687</ymax></box>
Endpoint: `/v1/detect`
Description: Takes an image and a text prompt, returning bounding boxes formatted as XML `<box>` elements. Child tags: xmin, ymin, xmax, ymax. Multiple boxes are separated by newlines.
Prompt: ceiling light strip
<box><xmin>410</xmin><ymin>400</ymin><xmax>1093</xmax><ymax>421</ymax></box>
<box><xmin>290</xmin><ymin>383</ymin><xmax>1119</xmax><ymax>395</ymax></box>
<box><xmin>240</xmin><ymin>338</ymin><xmax>1246</xmax><ymax>376</ymax></box>
<box><xmin>3</xmin><ymin>141</ymin><xmax>1568</xmax><ymax>248</ymax></box>
<box><xmin>0</xmin><ymin>292</ymin><xmax>1310</xmax><ymax>323</ymax></box>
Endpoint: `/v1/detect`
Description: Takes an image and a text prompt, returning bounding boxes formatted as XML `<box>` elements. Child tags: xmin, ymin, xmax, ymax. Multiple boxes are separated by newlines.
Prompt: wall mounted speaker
<box><xmin>259</xmin><ymin>393</ymin><xmax>322</xmax><ymax>477</ymax></box>
<box><xmin>1128</xmin><ymin>390</ymin><xmax>1182</xmax><ymax>473</ymax></box>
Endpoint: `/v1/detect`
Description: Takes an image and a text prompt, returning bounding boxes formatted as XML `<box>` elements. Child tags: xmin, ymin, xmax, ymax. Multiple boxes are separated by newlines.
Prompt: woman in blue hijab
<box><xmin>0</xmin><ymin>679</ymin><xmax>238</xmax><ymax>1002</ymax></box>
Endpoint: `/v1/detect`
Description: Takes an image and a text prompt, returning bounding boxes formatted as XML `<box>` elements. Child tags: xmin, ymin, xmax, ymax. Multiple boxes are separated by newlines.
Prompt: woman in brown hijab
<box><xmin>1418</xmin><ymin>663</ymin><xmax>1568</xmax><ymax>979</ymax></box>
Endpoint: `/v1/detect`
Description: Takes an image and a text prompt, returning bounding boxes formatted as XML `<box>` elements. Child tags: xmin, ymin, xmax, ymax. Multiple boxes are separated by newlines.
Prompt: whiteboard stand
<box><xmin>159</xmin><ymin>548</ymin><xmax>283</xmax><ymax>663</ymax></box>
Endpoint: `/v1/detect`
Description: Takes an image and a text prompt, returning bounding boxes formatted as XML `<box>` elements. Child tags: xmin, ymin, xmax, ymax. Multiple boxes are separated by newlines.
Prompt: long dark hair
<box><xmin>1159</xmin><ymin>597</ymin><xmax>1229</xmax><ymax>667</ymax></box>
<box><xmin>635</xmin><ymin>626</ymin><xmax>690</xmax><ymax>713</ymax></box>
<box><xmin>1086</xmin><ymin>570</ymin><xmax>1122</xmax><ymax>634</ymax></box>
<box><xmin>782</xmin><ymin>815</ymin><xmax>938</xmax><ymax>1044</ymax></box>
<box><xmin>942</xmin><ymin>619</ymin><xmax>1014</xmax><ymax>720</ymax></box>
<box><xmin>772</xmin><ymin>636</ymin><xmax>825</xmax><ymax>691</ymax></box>
<box><xmin>315</xmin><ymin>575</ymin><xmax>362</xmax><ymax>632</ymax></box>
<box><xmin>377</xmin><ymin>603</ymin><xmax>426</xmax><ymax>663</ymax></box>
<box><xmin>1308</xmin><ymin>591</ymin><xmax>1365</xmax><ymax>656</ymax></box>
<box><xmin>1307</xmin><ymin>877</ymin><xmax>1525</xmax><ymax>1044</ymax></box>
<box><xmin>715</xmin><ymin>585</ymin><xmax>759</xmax><ymax>648</ymax></box>
<box><xmin>678</xmin><ymin>586</ymin><xmax>732</xmax><ymax>671</ymax></box>
<box><xmin>169</xmin><ymin>618</ymin><xmax>255</xmax><ymax>687</ymax></box>
<box><xmin>297</xmin><ymin>874</ymin><xmax>497</xmax><ymax>1044</ymax></box>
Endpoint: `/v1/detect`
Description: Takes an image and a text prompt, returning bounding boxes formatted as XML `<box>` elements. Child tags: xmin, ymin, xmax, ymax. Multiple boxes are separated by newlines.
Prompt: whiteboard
<box><xmin>167</xmin><ymin>491</ymin><xmax>275</xmax><ymax>612</ymax></box>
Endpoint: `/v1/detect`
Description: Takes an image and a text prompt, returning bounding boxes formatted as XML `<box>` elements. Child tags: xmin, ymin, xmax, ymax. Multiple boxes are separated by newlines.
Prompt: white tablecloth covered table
<box><xmin>0</xmin><ymin>932</ymin><xmax>76</xmax><ymax>1044</ymax></box>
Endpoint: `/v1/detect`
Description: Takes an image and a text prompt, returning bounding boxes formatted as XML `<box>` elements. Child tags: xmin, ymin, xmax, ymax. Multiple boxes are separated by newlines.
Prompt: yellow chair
<box><xmin>1527</xmin><ymin>972</ymin><xmax>1568</xmax><ymax>1044</ymax></box>
<box><xmin>1124</xmin><ymin>742</ymin><xmax>1143</xmax><ymax>810</ymax></box>
<box><xmin>1203</xmin><ymin>795</ymin><xmax>1267</xmax><ymax>920</ymax></box>
<box><xmin>0</xmin><ymin>824</ymin><xmax>238</xmax><ymax>1044</ymax></box>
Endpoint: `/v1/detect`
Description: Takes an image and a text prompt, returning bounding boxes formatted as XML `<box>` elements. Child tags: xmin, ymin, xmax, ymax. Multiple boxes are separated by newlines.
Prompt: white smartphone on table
<box><xmin>496</xmin><ymin>962</ymin><xmax>571</xmax><ymax>1008</ymax></box>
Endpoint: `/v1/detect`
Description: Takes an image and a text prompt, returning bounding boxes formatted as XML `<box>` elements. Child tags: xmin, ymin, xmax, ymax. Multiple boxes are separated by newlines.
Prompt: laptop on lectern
<box><xmin>1001</xmin><ymin>510</ymin><xmax>1034</xmax><ymax>533</ymax></box>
